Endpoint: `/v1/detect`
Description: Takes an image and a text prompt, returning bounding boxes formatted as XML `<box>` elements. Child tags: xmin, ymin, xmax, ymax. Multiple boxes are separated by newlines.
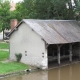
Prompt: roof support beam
<box><xmin>41</xmin><ymin>38</ymin><xmax>49</xmax><ymax>49</ymax></box>
<box><xmin>45</xmin><ymin>43</ymin><xmax>49</xmax><ymax>49</ymax></box>
<box><xmin>57</xmin><ymin>44</ymin><xmax>63</xmax><ymax>66</ymax></box>
<box><xmin>69</xmin><ymin>43</ymin><xmax>73</xmax><ymax>63</ymax></box>
<box><xmin>79</xmin><ymin>43</ymin><xmax>80</xmax><ymax>60</ymax></box>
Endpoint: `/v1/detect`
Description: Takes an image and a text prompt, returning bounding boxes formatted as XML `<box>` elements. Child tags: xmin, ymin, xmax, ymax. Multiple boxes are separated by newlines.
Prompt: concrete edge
<box><xmin>0</xmin><ymin>68</ymin><xmax>41</xmax><ymax>79</ymax></box>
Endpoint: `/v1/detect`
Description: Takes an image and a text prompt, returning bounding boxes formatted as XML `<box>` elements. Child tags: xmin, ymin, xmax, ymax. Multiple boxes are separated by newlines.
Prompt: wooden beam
<box><xmin>41</xmin><ymin>38</ymin><xmax>49</xmax><ymax>49</ymax></box>
<box><xmin>57</xmin><ymin>44</ymin><xmax>62</xmax><ymax>66</ymax></box>
<box><xmin>79</xmin><ymin>43</ymin><xmax>80</xmax><ymax>60</ymax></box>
<box><xmin>45</xmin><ymin>43</ymin><xmax>49</xmax><ymax>49</ymax></box>
<box><xmin>69</xmin><ymin>44</ymin><xmax>72</xmax><ymax>62</ymax></box>
<box><xmin>58</xmin><ymin>47</ymin><xmax>60</xmax><ymax>65</ymax></box>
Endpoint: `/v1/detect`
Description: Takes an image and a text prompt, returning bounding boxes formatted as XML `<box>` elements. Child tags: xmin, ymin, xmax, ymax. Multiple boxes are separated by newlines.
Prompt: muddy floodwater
<box><xmin>1</xmin><ymin>62</ymin><xmax>80</xmax><ymax>80</ymax></box>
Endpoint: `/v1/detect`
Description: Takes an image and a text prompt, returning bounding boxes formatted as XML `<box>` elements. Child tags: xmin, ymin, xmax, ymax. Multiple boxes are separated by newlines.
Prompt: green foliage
<box><xmin>0</xmin><ymin>0</ymin><xmax>10</xmax><ymax>31</ymax></box>
<box><xmin>0</xmin><ymin>50</ymin><xmax>9</xmax><ymax>61</ymax></box>
<box><xmin>75</xmin><ymin>0</ymin><xmax>80</xmax><ymax>20</ymax></box>
<box><xmin>32</xmin><ymin>0</ymin><xmax>75</xmax><ymax>19</ymax></box>
<box><xmin>14</xmin><ymin>0</ymin><xmax>78</xmax><ymax>20</ymax></box>
<box><xmin>9</xmin><ymin>0</ymin><xmax>80</xmax><ymax>21</ymax></box>
<box><xmin>0</xmin><ymin>0</ymin><xmax>80</xmax><ymax>26</ymax></box>
<box><xmin>11</xmin><ymin>1</ymin><xmax>34</xmax><ymax>21</ymax></box>
<box><xmin>15</xmin><ymin>53</ymin><xmax>22</xmax><ymax>62</ymax></box>
<box><xmin>0</xmin><ymin>62</ymin><xmax>28</xmax><ymax>74</ymax></box>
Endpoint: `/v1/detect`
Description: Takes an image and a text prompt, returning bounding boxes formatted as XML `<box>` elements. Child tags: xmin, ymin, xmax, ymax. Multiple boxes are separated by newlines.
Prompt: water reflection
<box><xmin>1</xmin><ymin>63</ymin><xmax>80</xmax><ymax>80</ymax></box>
<box><xmin>48</xmin><ymin>63</ymin><xmax>80</xmax><ymax>80</ymax></box>
<box><xmin>1</xmin><ymin>71</ymin><xmax>48</xmax><ymax>80</ymax></box>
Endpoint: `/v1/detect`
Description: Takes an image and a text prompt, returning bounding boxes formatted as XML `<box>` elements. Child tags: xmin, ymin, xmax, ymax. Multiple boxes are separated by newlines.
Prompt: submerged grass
<box><xmin>0</xmin><ymin>62</ymin><xmax>28</xmax><ymax>74</ymax></box>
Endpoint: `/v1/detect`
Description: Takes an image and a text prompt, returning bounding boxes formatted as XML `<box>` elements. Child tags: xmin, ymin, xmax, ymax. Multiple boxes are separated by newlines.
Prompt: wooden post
<box><xmin>57</xmin><ymin>45</ymin><xmax>62</xmax><ymax>66</ymax></box>
<box><xmin>69</xmin><ymin>44</ymin><xmax>72</xmax><ymax>62</ymax></box>
<box><xmin>58</xmin><ymin>47</ymin><xmax>60</xmax><ymax>65</ymax></box>
<box><xmin>79</xmin><ymin>43</ymin><xmax>80</xmax><ymax>60</ymax></box>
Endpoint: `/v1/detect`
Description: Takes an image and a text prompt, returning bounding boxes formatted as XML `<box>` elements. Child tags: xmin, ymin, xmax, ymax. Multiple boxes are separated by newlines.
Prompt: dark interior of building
<box><xmin>48</xmin><ymin>42</ymin><xmax>80</xmax><ymax>68</ymax></box>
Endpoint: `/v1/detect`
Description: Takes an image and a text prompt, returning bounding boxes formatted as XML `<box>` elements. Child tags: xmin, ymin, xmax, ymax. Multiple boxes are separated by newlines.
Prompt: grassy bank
<box><xmin>0</xmin><ymin>42</ymin><xmax>29</xmax><ymax>74</ymax></box>
<box><xmin>0</xmin><ymin>62</ymin><xmax>29</xmax><ymax>74</ymax></box>
<box><xmin>0</xmin><ymin>42</ymin><xmax>9</xmax><ymax>49</ymax></box>
<box><xmin>0</xmin><ymin>50</ymin><xmax>9</xmax><ymax>61</ymax></box>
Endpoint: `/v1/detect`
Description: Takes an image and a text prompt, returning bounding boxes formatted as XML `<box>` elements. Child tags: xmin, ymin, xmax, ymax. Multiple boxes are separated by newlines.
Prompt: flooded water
<box><xmin>1</xmin><ymin>62</ymin><xmax>80</xmax><ymax>80</ymax></box>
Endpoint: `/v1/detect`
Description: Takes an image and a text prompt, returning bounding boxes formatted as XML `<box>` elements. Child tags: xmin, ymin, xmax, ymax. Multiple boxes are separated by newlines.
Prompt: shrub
<box><xmin>15</xmin><ymin>53</ymin><xmax>22</xmax><ymax>62</ymax></box>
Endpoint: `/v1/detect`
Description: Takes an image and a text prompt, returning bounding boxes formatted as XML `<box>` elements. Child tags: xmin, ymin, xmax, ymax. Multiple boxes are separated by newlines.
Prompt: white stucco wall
<box><xmin>9</xmin><ymin>23</ymin><xmax>48</xmax><ymax>69</ymax></box>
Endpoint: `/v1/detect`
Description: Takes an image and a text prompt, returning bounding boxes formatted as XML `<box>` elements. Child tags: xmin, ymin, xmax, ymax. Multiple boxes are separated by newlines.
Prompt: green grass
<box><xmin>0</xmin><ymin>42</ymin><xmax>29</xmax><ymax>74</ymax></box>
<box><xmin>0</xmin><ymin>42</ymin><xmax>9</xmax><ymax>49</ymax></box>
<box><xmin>0</xmin><ymin>50</ymin><xmax>9</xmax><ymax>61</ymax></box>
<box><xmin>0</xmin><ymin>62</ymin><xmax>29</xmax><ymax>74</ymax></box>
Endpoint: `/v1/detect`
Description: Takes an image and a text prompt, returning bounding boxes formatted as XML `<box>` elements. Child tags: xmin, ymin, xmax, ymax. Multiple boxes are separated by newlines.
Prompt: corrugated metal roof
<box><xmin>8</xmin><ymin>19</ymin><xmax>80</xmax><ymax>44</ymax></box>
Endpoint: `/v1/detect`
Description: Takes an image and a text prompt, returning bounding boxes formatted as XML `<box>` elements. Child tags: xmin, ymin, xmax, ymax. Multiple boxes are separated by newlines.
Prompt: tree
<box><xmin>75</xmin><ymin>0</ymin><xmax>80</xmax><ymax>20</ymax></box>
<box><xmin>0</xmin><ymin>0</ymin><xmax>10</xmax><ymax>39</ymax></box>
<box><xmin>32</xmin><ymin>0</ymin><xmax>76</xmax><ymax>19</ymax></box>
<box><xmin>10</xmin><ymin>3</ymin><xmax>24</xmax><ymax>21</ymax></box>
<box><xmin>12</xmin><ymin>0</ymin><xmax>35</xmax><ymax>21</ymax></box>
<box><xmin>14</xmin><ymin>0</ymin><xmax>77</xmax><ymax>20</ymax></box>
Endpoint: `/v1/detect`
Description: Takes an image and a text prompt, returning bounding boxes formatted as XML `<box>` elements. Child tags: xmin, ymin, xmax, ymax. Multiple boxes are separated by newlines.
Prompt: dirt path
<box><xmin>0</xmin><ymin>49</ymin><xmax>9</xmax><ymax>51</ymax></box>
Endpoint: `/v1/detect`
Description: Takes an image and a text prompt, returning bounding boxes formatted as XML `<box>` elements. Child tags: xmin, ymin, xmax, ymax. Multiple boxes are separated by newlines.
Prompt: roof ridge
<box><xmin>23</xmin><ymin>19</ymin><xmax>76</xmax><ymax>22</ymax></box>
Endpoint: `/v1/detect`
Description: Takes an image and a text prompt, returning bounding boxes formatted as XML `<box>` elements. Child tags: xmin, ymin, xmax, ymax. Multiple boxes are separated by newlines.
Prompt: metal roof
<box><xmin>8</xmin><ymin>19</ymin><xmax>80</xmax><ymax>44</ymax></box>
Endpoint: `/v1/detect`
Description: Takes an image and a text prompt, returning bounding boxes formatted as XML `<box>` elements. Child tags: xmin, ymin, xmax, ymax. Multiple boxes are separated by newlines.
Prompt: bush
<box><xmin>15</xmin><ymin>53</ymin><xmax>22</xmax><ymax>62</ymax></box>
